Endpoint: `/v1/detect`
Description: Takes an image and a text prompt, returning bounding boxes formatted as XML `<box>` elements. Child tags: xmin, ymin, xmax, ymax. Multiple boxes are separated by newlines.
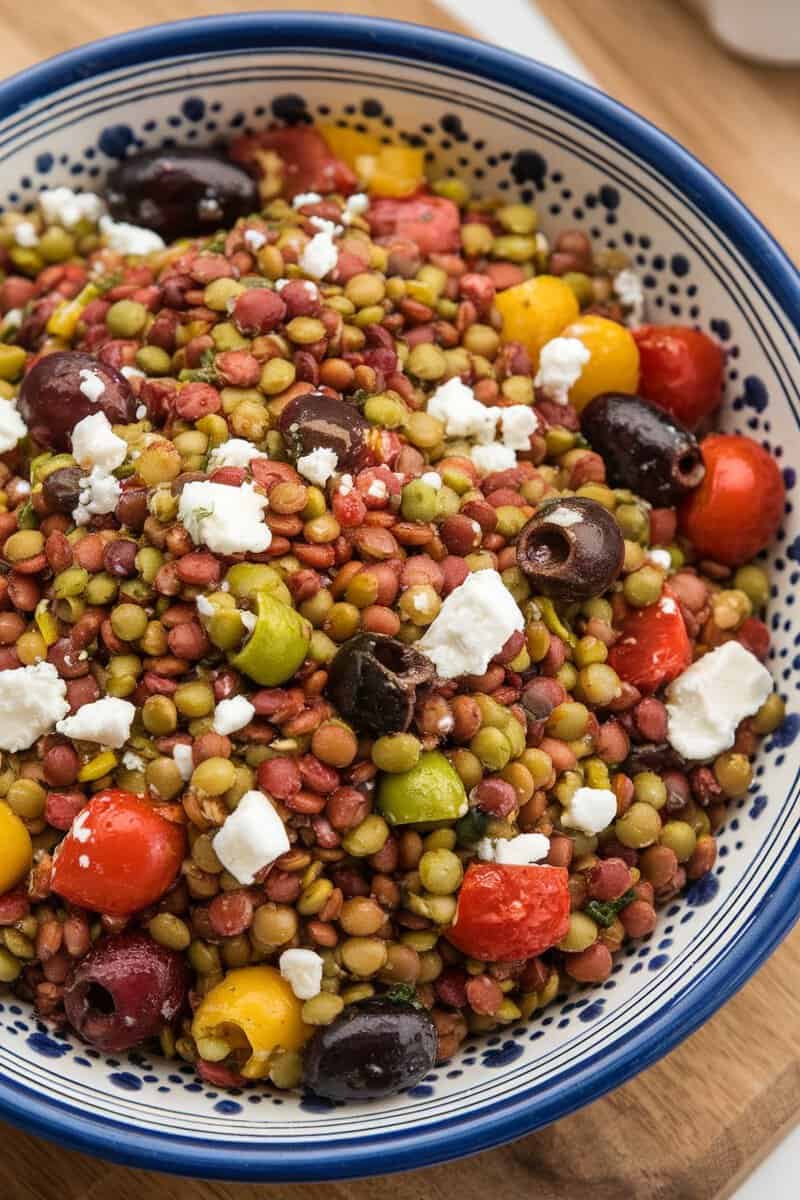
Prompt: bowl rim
<box><xmin>1</xmin><ymin>10</ymin><xmax>800</xmax><ymax>1183</ymax></box>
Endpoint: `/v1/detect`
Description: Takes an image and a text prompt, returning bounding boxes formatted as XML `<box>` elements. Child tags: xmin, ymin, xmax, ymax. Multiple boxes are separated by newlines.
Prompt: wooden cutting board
<box><xmin>1</xmin><ymin>2</ymin><xmax>799</xmax><ymax>1197</ymax></box>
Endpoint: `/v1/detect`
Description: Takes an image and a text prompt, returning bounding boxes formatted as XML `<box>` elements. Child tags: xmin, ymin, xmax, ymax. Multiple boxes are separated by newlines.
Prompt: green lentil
<box><xmin>659</xmin><ymin>820</ymin><xmax>697</xmax><ymax>862</ymax></box>
<box><xmin>615</xmin><ymin>801</ymin><xmax>662</xmax><ymax>849</ymax></box>
<box><xmin>107</xmin><ymin>299</ymin><xmax>148</xmax><ymax>337</ymax></box>
<box><xmin>371</xmin><ymin>733</ymin><xmax>422</xmax><ymax>773</ymax></box>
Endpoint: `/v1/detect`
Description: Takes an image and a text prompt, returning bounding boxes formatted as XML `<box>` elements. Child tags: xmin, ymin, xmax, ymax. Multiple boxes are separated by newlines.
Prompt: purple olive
<box><xmin>278</xmin><ymin>389</ymin><xmax>370</xmax><ymax>472</ymax></box>
<box><xmin>326</xmin><ymin>633</ymin><xmax>435</xmax><ymax>737</ymax></box>
<box><xmin>303</xmin><ymin>998</ymin><xmax>437</xmax><ymax>1101</ymax></box>
<box><xmin>17</xmin><ymin>351</ymin><xmax>136</xmax><ymax>451</ymax></box>
<box><xmin>41</xmin><ymin>466</ymin><xmax>83</xmax><ymax>515</ymax></box>
<box><xmin>63</xmin><ymin>930</ymin><xmax>188</xmax><ymax>1053</ymax></box>
<box><xmin>105</xmin><ymin>148</ymin><xmax>260</xmax><ymax>241</ymax></box>
<box><xmin>580</xmin><ymin>392</ymin><xmax>705</xmax><ymax>507</ymax></box>
<box><xmin>516</xmin><ymin>496</ymin><xmax>624</xmax><ymax>602</ymax></box>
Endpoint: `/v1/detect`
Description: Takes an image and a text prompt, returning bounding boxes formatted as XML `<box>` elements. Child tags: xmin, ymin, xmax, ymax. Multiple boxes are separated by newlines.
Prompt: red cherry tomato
<box><xmin>51</xmin><ymin>791</ymin><xmax>186</xmax><ymax>916</ymax></box>
<box><xmin>679</xmin><ymin>433</ymin><xmax>785</xmax><ymax>565</ymax></box>
<box><xmin>229</xmin><ymin>127</ymin><xmax>357</xmax><ymax>200</ymax></box>
<box><xmin>367</xmin><ymin>194</ymin><xmax>461</xmax><ymax>256</ymax></box>
<box><xmin>608</xmin><ymin>589</ymin><xmax>692</xmax><ymax>693</ymax></box>
<box><xmin>446</xmin><ymin>862</ymin><xmax>570</xmax><ymax>962</ymax></box>
<box><xmin>632</xmin><ymin>325</ymin><xmax>724</xmax><ymax>430</ymax></box>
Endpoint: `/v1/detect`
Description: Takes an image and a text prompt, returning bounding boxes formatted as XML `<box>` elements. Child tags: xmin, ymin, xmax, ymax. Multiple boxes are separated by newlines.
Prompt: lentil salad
<box><xmin>0</xmin><ymin>123</ymin><xmax>787</xmax><ymax>1102</ymax></box>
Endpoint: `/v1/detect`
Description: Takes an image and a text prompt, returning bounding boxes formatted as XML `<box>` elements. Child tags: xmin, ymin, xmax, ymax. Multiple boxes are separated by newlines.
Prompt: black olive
<box><xmin>625</xmin><ymin>742</ymin><xmax>685</xmax><ymax>775</ymax></box>
<box><xmin>41</xmin><ymin>466</ymin><xmax>83</xmax><ymax>515</ymax></box>
<box><xmin>17</xmin><ymin>351</ymin><xmax>136</xmax><ymax>452</ymax></box>
<box><xmin>303</xmin><ymin>998</ymin><xmax>437</xmax><ymax>1101</ymax></box>
<box><xmin>277</xmin><ymin>389</ymin><xmax>369</xmax><ymax>473</ymax></box>
<box><xmin>516</xmin><ymin>496</ymin><xmax>624</xmax><ymax>602</ymax></box>
<box><xmin>580</xmin><ymin>392</ymin><xmax>705</xmax><ymax>507</ymax></box>
<box><xmin>105</xmin><ymin>148</ymin><xmax>260</xmax><ymax>241</ymax></box>
<box><xmin>326</xmin><ymin>632</ymin><xmax>434</xmax><ymax>737</ymax></box>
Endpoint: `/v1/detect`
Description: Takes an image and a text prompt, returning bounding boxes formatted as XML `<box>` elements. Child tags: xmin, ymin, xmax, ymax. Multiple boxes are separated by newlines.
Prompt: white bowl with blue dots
<box><xmin>0</xmin><ymin>12</ymin><xmax>799</xmax><ymax>1183</ymax></box>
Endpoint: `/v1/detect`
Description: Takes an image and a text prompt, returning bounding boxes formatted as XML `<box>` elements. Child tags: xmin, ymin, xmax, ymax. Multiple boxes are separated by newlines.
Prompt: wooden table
<box><xmin>2</xmin><ymin>3</ymin><xmax>800</xmax><ymax>1197</ymax></box>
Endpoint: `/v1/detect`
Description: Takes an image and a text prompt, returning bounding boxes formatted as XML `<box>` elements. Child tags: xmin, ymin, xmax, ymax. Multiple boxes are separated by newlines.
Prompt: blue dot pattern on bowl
<box><xmin>0</xmin><ymin>44</ymin><xmax>797</xmax><ymax>1167</ymax></box>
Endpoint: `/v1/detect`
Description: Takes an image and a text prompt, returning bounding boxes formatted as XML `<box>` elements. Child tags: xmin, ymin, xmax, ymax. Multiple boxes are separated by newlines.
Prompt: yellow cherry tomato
<box><xmin>0</xmin><ymin>802</ymin><xmax>33</xmax><ymax>894</ymax></box>
<box><xmin>320</xmin><ymin>125</ymin><xmax>382</xmax><ymax>168</ymax></box>
<box><xmin>562</xmin><ymin>314</ymin><xmax>640</xmax><ymax>412</ymax></box>
<box><xmin>495</xmin><ymin>275</ymin><xmax>579</xmax><ymax>369</ymax></box>
<box><xmin>192</xmin><ymin>966</ymin><xmax>312</xmax><ymax>1079</ymax></box>
<box><xmin>320</xmin><ymin>127</ymin><xmax>425</xmax><ymax>197</ymax></box>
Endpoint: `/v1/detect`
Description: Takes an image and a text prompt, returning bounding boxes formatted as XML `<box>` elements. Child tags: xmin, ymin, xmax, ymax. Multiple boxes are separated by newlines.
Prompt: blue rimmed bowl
<box><xmin>0</xmin><ymin>11</ymin><xmax>799</xmax><ymax>1183</ymax></box>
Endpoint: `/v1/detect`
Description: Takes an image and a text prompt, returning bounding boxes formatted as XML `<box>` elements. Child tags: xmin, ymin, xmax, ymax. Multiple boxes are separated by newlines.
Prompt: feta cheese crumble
<box><xmin>420</xmin><ymin>471</ymin><xmax>442</xmax><ymax>490</ymax></box>
<box><xmin>546</xmin><ymin>504</ymin><xmax>583</xmax><ymax>528</ymax></box>
<box><xmin>561</xmin><ymin>786</ymin><xmax>618</xmax><ymax>836</ymax></box>
<box><xmin>213</xmin><ymin>695</ymin><xmax>256</xmax><ymax>736</ymax></box>
<box><xmin>613</xmin><ymin>269</ymin><xmax>646</xmax><ymax>326</ymax></box>
<box><xmin>500</xmin><ymin>405</ymin><xmax>539</xmax><ymax>449</ymax></box>
<box><xmin>72</xmin><ymin>467</ymin><xmax>121</xmax><ymax>526</ymax></box>
<box><xmin>292</xmin><ymin>191</ymin><xmax>323</xmax><ymax>209</ymax></box>
<box><xmin>338</xmin><ymin>473</ymin><xmax>354</xmax><ymax>496</ymax></box>
<box><xmin>279</xmin><ymin>948</ymin><xmax>324</xmax><ymax>1000</ymax></box>
<box><xmin>98</xmin><ymin>215</ymin><xmax>165</xmax><ymax>256</ymax></box>
<box><xmin>78</xmin><ymin>368</ymin><xmax>106</xmax><ymax>405</ymax></box>
<box><xmin>0</xmin><ymin>398</ymin><xmax>27</xmax><ymax>453</ymax></box>
<box><xmin>534</xmin><ymin>337</ymin><xmax>591</xmax><ymax>404</ymax></box>
<box><xmin>243</xmin><ymin>228</ymin><xmax>267</xmax><ymax>252</ymax></box>
<box><xmin>70</xmin><ymin>412</ymin><xmax>127</xmax><ymax>472</ymax></box>
<box><xmin>122</xmin><ymin>750</ymin><xmax>146</xmax><ymax>772</ymax></box>
<box><xmin>121</xmin><ymin>367</ymin><xmax>145</xmax><ymax>383</ymax></box>
<box><xmin>666</xmin><ymin>640</ymin><xmax>773</xmax><ymax>761</ymax></box>
<box><xmin>478</xmin><ymin>833</ymin><xmax>551</xmax><ymax>865</ymax></box>
<box><xmin>212</xmin><ymin>790</ymin><xmax>290</xmax><ymax>885</ymax></box>
<box><xmin>647</xmin><ymin>548</ymin><xmax>673</xmax><ymax>571</ymax></box>
<box><xmin>178</xmin><ymin>480</ymin><xmax>271</xmax><ymax>555</ymax></box>
<box><xmin>470</xmin><ymin>443</ymin><xmax>517</xmax><ymax>474</ymax></box>
<box><xmin>56</xmin><ymin>696</ymin><xmax>135</xmax><ymax>748</ymax></box>
<box><xmin>417</xmin><ymin>569</ymin><xmax>524</xmax><ymax>678</ymax></box>
<box><xmin>207</xmin><ymin>438</ymin><xmax>268</xmax><ymax>471</ymax></box>
<box><xmin>297</xmin><ymin>446</ymin><xmax>338</xmax><ymax>487</ymax></box>
<box><xmin>299</xmin><ymin>224</ymin><xmax>339</xmax><ymax>280</ymax></box>
<box><xmin>342</xmin><ymin>192</ymin><xmax>369</xmax><ymax>224</ymax></box>
<box><xmin>173</xmin><ymin>743</ymin><xmax>194</xmax><ymax>782</ymax></box>
<box><xmin>14</xmin><ymin>221</ymin><xmax>38</xmax><ymax>247</ymax></box>
<box><xmin>39</xmin><ymin>187</ymin><xmax>104</xmax><ymax>229</ymax></box>
<box><xmin>427</xmin><ymin>376</ymin><xmax>498</xmax><ymax>444</ymax></box>
<box><xmin>0</xmin><ymin>662</ymin><xmax>69</xmax><ymax>752</ymax></box>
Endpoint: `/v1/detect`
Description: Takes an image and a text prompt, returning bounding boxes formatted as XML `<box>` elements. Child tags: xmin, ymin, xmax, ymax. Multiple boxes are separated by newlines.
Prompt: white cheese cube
<box><xmin>212</xmin><ymin>695</ymin><xmax>256</xmax><ymax>736</ymax></box>
<box><xmin>279</xmin><ymin>948</ymin><xmax>324</xmax><ymax>999</ymax></box>
<box><xmin>666</xmin><ymin>640</ymin><xmax>773</xmax><ymax>761</ymax></box>
<box><xmin>470</xmin><ymin>443</ymin><xmax>516</xmax><ymax>474</ymax></box>
<box><xmin>39</xmin><ymin>187</ymin><xmax>104</xmax><ymax>229</ymax></box>
<box><xmin>477</xmin><ymin>833</ymin><xmax>551</xmax><ymax>864</ymax></box>
<box><xmin>99</xmin><ymin>215</ymin><xmax>165</xmax><ymax>255</ymax></box>
<box><xmin>0</xmin><ymin>398</ymin><xmax>27</xmax><ymax>453</ymax></box>
<box><xmin>213</xmin><ymin>790</ymin><xmax>290</xmax><ymax>885</ymax></box>
<box><xmin>207</xmin><ymin>438</ymin><xmax>267</xmax><ymax>471</ymax></box>
<box><xmin>172</xmin><ymin>743</ymin><xmax>194</xmax><ymax>781</ymax></box>
<box><xmin>56</xmin><ymin>696</ymin><xmax>135</xmax><ymax>748</ymax></box>
<box><xmin>561</xmin><ymin>786</ymin><xmax>618</xmax><ymax>836</ymax></box>
<box><xmin>297</xmin><ymin>447</ymin><xmax>338</xmax><ymax>486</ymax></box>
<box><xmin>534</xmin><ymin>337</ymin><xmax>591</xmax><ymax>404</ymax></box>
<box><xmin>0</xmin><ymin>662</ymin><xmax>69</xmax><ymax>752</ymax></box>
<box><xmin>417</xmin><ymin>569</ymin><xmax>524</xmax><ymax>678</ymax></box>
<box><xmin>179</xmin><ymin>480</ymin><xmax>271</xmax><ymax>555</ymax></box>
<box><xmin>71</xmin><ymin>412</ymin><xmax>127</xmax><ymax>472</ymax></box>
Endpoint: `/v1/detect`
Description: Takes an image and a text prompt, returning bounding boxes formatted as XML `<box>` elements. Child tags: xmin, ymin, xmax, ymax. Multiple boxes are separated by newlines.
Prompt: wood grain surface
<box><xmin>1</xmin><ymin>2</ymin><xmax>799</xmax><ymax>1197</ymax></box>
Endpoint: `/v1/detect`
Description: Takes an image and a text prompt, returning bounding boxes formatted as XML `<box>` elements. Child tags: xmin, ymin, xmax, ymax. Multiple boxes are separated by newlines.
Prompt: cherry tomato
<box><xmin>632</xmin><ymin>325</ymin><xmax>724</xmax><ymax>430</ymax></box>
<box><xmin>51</xmin><ymin>790</ymin><xmax>186</xmax><ymax>916</ymax></box>
<box><xmin>229</xmin><ymin>127</ymin><xmax>357</xmax><ymax>200</ymax></box>
<box><xmin>367</xmin><ymin>194</ymin><xmax>461</xmax><ymax>256</ymax></box>
<box><xmin>608</xmin><ymin>589</ymin><xmax>691</xmax><ymax>692</ymax></box>
<box><xmin>446</xmin><ymin>862</ymin><xmax>570</xmax><ymax>961</ymax></box>
<box><xmin>678</xmin><ymin>433</ymin><xmax>785</xmax><ymax>565</ymax></box>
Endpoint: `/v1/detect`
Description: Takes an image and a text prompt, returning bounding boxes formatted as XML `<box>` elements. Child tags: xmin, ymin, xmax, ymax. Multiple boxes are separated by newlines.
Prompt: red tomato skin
<box><xmin>446</xmin><ymin>863</ymin><xmax>570</xmax><ymax>962</ymax></box>
<box><xmin>678</xmin><ymin>433</ymin><xmax>785</xmax><ymax>565</ymax></box>
<box><xmin>51</xmin><ymin>791</ymin><xmax>186</xmax><ymax>916</ymax></box>
<box><xmin>633</xmin><ymin>326</ymin><xmax>724</xmax><ymax>430</ymax></box>
<box><xmin>367</xmin><ymin>194</ymin><xmax>461</xmax><ymax>256</ymax></box>
<box><xmin>229</xmin><ymin>127</ymin><xmax>357</xmax><ymax>200</ymax></box>
<box><xmin>608</xmin><ymin>589</ymin><xmax>692</xmax><ymax>693</ymax></box>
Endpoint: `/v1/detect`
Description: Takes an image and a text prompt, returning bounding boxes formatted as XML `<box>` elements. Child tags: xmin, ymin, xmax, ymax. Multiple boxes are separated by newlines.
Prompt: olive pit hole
<box><xmin>85</xmin><ymin>983</ymin><xmax>116</xmax><ymax>1016</ymax></box>
<box><xmin>527</xmin><ymin>527</ymin><xmax>572</xmax><ymax>569</ymax></box>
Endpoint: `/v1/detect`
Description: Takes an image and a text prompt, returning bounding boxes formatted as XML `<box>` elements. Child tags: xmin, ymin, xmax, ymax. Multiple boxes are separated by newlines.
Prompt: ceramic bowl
<box><xmin>0</xmin><ymin>12</ymin><xmax>798</xmax><ymax>1183</ymax></box>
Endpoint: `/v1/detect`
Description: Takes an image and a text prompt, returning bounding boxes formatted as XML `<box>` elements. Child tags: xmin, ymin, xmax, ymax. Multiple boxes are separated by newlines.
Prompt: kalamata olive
<box><xmin>516</xmin><ymin>496</ymin><xmax>624</xmax><ymax>602</ymax></box>
<box><xmin>580</xmin><ymin>392</ymin><xmax>705</xmax><ymax>507</ymax></box>
<box><xmin>42</xmin><ymin>466</ymin><xmax>83</xmax><ymax>515</ymax></box>
<box><xmin>18</xmin><ymin>351</ymin><xmax>136</xmax><ymax>451</ymax></box>
<box><xmin>105</xmin><ymin>148</ymin><xmax>260</xmax><ymax>241</ymax></box>
<box><xmin>326</xmin><ymin>632</ymin><xmax>435</xmax><ymax>737</ymax></box>
<box><xmin>63</xmin><ymin>930</ymin><xmax>188</xmax><ymax>1053</ymax></box>
<box><xmin>278</xmin><ymin>389</ymin><xmax>370</xmax><ymax>472</ymax></box>
<box><xmin>303</xmin><ymin>997</ymin><xmax>437</xmax><ymax>1101</ymax></box>
<box><xmin>625</xmin><ymin>742</ymin><xmax>685</xmax><ymax>775</ymax></box>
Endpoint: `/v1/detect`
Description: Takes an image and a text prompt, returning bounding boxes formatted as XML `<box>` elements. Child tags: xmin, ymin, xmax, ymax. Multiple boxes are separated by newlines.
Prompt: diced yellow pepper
<box><xmin>192</xmin><ymin>966</ymin><xmax>312</xmax><ymax>1079</ymax></box>
<box><xmin>561</xmin><ymin>314</ymin><xmax>640</xmax><ymax>412</ymax></box>
<box><xmin>357</xmin><ymin>146</ymin><xmax>426</xmax><ymax>198</ymax></box>
<box><xmin>46</xmin><ymin>283</ymin><xmax>100</xmax><ymax>340</ymax></box>
<box><xmin>34</xmin><ymin>600</ymin><xmax>59</xmax><ymax>648</ymax></box>
<box><xmin>495</xmin><ymin>275</ymin><xmax>579</xmax><ymax>369</ymax></box>
<box><xmin>78</xmin><ymin>751</ymin><xmax>118</xmax><ymax>782</ymax></box>
<box><xmin>319</xmin><ymin>125</ymin><xmax>382</xmax><ymax>169</ymax></box>
<box><xmin>0</xmin><ymin>802</ymin><xmax>33</xmax><ymax>893</ymax></box>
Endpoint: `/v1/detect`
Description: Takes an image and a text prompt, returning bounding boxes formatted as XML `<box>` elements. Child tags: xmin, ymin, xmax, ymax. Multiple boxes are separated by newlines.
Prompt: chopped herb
<box><xmin>15</xmin><ymin>500</ymin><xmax>36</xmax><ymax>530</ymax></box>
<box><xmin>191</xmin><ymin>506</ymin><xmax>215</xmax><ymax>523</ymax></box>
<box><xmin>94</xmin><ymin>271</ymin><xmax>124</xmax><ymax>295</ymax></box>
<box><xmin>455</xmin><ymin>808</ymin><xmax>489</xmax><ymax>846</ymax></box>
<box><xmin>385</xmin><ymin>983</ymin><xmax>420</xmax><ymax>1007</ymax></box>
<box><xmin>584</xmin><ymin>889</ymin><xmax>636</xmax><ymax>929</ymax></box>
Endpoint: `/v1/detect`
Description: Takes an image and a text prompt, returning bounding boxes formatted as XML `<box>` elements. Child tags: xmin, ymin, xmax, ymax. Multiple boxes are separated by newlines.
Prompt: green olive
<box><xmin>377</xmin><ymin>751</ymin><xmax>468</xmax><ymax>826</ymax></box>
<box><xmin>229</xmin><ymin>591</ymin><xmax>311</xmax><ymax>686</ymax></box>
